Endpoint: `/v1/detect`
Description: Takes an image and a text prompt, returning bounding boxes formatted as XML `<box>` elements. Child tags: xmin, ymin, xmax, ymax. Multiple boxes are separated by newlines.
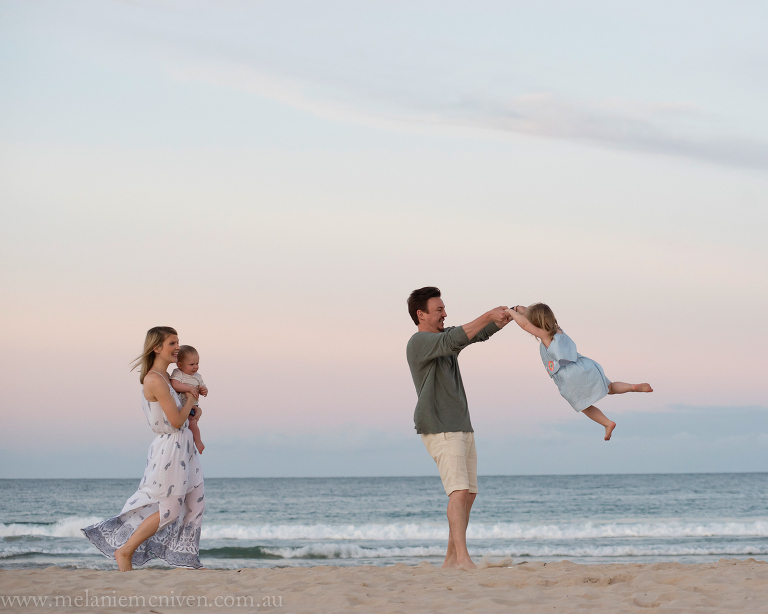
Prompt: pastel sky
<box><xmin>1</xmin><ymin>1</ymin><xmax>766</xmax><ymax>478</ymax></box>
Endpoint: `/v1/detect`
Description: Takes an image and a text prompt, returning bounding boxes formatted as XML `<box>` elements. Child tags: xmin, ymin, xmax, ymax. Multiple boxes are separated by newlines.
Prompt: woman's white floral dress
<box><xmin>82</xmin><ymin>378</ymin><xmax>205</xmax><ymax>568</ymax></box>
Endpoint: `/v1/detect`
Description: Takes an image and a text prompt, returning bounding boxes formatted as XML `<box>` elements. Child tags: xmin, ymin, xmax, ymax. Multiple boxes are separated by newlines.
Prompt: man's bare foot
<box><xmin>604</xmin><ymin>421</ymin><xmax>616</xmax><ymax>441</ymax></box>
<box><xmin>442</xmin><ymin>555</ymin><xmax>456</xmax><ymax>569</ymax></box>
<box><xmin>632</xmin><ymin>383</ymin><xmax>653</xmax><ymax>392</ymax></box>
<box><xmin>455</xmin><ymin>556</ymin><xmax>477</xmax><ymax>570</ymax></box>
<box><xmin>195</xmin><ymin>441</ymin><xmax>205</xmax><ymax>454</ymax></box>
<box><xmin>115</xmin><ymin>547</ymin><xmax>133</xmax><ymax>572</ymax></box>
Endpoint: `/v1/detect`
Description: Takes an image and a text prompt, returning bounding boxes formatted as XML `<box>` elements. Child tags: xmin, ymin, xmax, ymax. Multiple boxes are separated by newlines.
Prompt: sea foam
<box><xmin>199</xmin><ymin>520</ymin><xmax>768</xmax><ymax>541</ymax></box>
<box><xmin>4</xmin><ymin>518</ymin><xmax>768</xmax><ymax>541</ymax></box>
<box><xmin>200</xmin><ymin>543</ymin><xmax>768</xmax><ymax>560</ymax></box>
<box><xmin>0</xmin><ymin>517</ymin><xmax>103</xmax><ymax>539</ymax></box>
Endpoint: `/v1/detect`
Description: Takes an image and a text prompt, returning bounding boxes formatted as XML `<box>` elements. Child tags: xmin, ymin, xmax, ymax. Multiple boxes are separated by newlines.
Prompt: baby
<box><xmin>170</xmin><ymin>345</ymin><xmax>208</xmax><ymax>454</ymax></box>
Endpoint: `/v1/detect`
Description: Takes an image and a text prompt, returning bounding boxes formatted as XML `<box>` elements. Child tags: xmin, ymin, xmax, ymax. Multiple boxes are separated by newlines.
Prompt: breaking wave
<box><xmin>199</xmin><ymin>520</ymin><xmax>768</xmax><ymax>541</ymax></box>
<box><xmin>200</xmin><ymin>543</ymin><xmax>768</xmax><ymax>560</ymax></box>
<box><xmin>4</xmin><ymin>518</ymin><xmax>768</xmax><ymax>541</ymax></box>
<box><xmin>0</xmin><ymin>517</ymin><xmax>103</xmax><ymax>539</ymax></box>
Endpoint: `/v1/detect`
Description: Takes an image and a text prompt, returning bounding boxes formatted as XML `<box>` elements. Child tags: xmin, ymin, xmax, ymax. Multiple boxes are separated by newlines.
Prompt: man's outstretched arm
<box><xmin>410</xmin><ymin>307</ymin><xmax>513</xmax><ymax>362</ymax></box>
<box><xmin>462</xmin><ymin>306</ymin><xmax>512</xmax><ymax>340</ymax></box>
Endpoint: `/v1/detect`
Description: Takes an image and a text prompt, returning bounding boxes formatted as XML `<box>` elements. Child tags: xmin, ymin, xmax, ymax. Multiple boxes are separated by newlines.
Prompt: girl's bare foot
<box><xmin>115</xmin><ymin>547</ymin><xmax>133</xmax><ymax>572</ymax></box>
<box><xmin>632</xmin><ymin>383</ymin><xmax>653</xmax><ymax>392</ymax></box>
<box><xmin>604</xmin><ymin>421</ymin><xmax>616</xmax><ymax>441</ymax></box>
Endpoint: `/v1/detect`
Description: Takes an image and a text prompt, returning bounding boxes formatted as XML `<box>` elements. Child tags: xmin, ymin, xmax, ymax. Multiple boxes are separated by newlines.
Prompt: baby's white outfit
<box><xmin>170</xmin><ymin>369</ymin><xmax>206</xmax><ymax>408</ymax></box>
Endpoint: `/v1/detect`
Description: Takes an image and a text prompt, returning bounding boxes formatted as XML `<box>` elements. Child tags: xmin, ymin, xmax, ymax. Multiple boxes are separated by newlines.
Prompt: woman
<box><xmin>82</xmin><ymin>326</ymin><xmax>205</xmax><ymax>570</ymax></box>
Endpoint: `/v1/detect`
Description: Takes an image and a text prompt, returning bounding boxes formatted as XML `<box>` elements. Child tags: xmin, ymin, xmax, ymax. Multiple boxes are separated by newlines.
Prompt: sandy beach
<box><xmin>1</xmin><ymin>559</ymin><xmax>766</xmax><ymax>613</ymax></box>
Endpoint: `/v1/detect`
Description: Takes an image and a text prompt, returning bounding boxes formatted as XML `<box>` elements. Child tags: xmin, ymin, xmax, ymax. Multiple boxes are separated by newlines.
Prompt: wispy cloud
<box><xmin>49</xmin><ymin>1</ymin><xmax>766</xmax><ymax>171</ymax></box>
<box><xmin>172</xmin><ymin>59</ymin><xmax>768</xmax><ymax>171</ymax></box>
<box><xmin>434</xmin><ymin>94</ymin><xmax>768</xmax><ymax>171</ymax></box>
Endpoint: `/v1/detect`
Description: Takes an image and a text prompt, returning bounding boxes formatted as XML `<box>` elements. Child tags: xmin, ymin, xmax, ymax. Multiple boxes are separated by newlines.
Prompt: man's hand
<box><xmin>488</xmin><ymin>306</ymin><xmax>513</xmax><ymax>328</ymax></box>
<box><xmin>463</xmin><ymin>305</ymin><xmax>512</xmax><ymax>339</ymax></box>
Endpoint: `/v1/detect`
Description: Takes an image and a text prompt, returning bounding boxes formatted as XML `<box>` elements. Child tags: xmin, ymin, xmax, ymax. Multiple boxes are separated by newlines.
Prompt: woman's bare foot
<box><xmin>604</xmin><ymin>421</ymin><xmax>616</xmax><ymax>441</ymax></box>
<box><xmin>632</xmin><ymin>383</ymin><xmax>653</xmax><ymax>392</ymax></box>
<box><xmin>115</xmin><ymin>547</ymin><xmax>133</xmax><ymax>572</ymax></box>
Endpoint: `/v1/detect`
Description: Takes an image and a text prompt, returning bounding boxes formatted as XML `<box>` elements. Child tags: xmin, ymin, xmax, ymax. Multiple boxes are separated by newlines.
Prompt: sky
<box><xmin>1</xmin><ymin>0</ymin><xmax>766</xmax><ymax>478</ymax></box>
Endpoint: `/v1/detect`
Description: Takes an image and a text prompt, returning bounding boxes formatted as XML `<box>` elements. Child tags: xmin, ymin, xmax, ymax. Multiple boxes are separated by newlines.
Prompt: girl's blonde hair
<box><xmin>131</xmin><ymin>326</ymin><xmax>178</xmax><ymax>384</ymax></box>
<box><xmin>525</xmin><ymin>303</ymin><xmax>559</xmax><ymax>339</ymax></box>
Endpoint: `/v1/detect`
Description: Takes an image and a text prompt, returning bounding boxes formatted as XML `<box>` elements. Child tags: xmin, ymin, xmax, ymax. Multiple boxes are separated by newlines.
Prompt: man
<box><xmin>406</xmin><ymin>286</ymin><xmax>511</xmax><ymax>569</ymax></box>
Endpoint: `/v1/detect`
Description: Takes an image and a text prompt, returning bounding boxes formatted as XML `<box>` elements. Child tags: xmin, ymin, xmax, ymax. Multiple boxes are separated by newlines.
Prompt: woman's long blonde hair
<box><xmin>131</xmin><ymin>326</ymin><xmax>178</xmax><ymax>384</ymax></box>
<box><xmin>525</xmin><ymin>303</ymin><xmax>559</xmax><ymax>339</ymax></box>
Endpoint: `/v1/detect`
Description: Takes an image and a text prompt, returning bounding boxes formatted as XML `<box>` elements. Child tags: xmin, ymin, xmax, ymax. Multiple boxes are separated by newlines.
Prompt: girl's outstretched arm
<box><xmin>505</xmin><ymin>307</ymin><xmax>552</xmax><ymax>345</ymax></box>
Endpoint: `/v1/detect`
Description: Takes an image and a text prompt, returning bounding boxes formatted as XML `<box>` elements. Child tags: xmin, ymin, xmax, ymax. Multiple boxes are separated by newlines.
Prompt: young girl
<box><xmin>170</xmin><ymin>345</ymin><xmax>208</xmax><ymax>454</ymax></box>
<box><xmin>507</xmin><ymin>303</ymin><xmax>652</xmax><ymax>441</ymax></box>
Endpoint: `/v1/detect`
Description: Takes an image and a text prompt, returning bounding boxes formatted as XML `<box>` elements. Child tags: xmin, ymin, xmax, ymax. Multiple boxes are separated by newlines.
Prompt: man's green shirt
<box><xmin>406</xmin><ymin>322</ymin><xmax>500</xmax><ymax>434</ymax></box>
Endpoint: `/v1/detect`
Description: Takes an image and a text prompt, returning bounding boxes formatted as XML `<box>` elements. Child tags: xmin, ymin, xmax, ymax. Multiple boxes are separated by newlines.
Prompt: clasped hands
<box><xmin>488</xmin><ymin>306</ymin><xmax>514</xmax><ymax>328</ymax></box>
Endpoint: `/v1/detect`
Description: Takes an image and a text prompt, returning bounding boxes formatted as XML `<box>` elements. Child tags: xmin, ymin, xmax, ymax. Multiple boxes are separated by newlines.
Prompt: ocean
<box><xmin>2</xmin><ymin>474</ymin><xmax>767</xmax><ymax>570</ymax></box>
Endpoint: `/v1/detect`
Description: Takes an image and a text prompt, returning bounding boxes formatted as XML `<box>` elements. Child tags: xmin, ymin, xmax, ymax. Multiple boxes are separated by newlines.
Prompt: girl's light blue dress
<box><xmin>540</xmin><ymin>331</ymin><xmax>611</xmax><ymax>412</ymax></box>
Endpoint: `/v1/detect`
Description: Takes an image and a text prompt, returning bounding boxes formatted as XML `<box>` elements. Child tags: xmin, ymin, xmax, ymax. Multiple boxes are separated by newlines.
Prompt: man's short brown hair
<box><xmin>407</xmin><ymin>287</ymin><xmax>441</xmax><ymax>325</ymax></box>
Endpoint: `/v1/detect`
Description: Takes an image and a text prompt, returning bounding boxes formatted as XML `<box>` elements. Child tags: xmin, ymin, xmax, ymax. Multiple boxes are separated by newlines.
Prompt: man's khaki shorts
<box><xmin>421</xmin><ymin>431</ymin><xmax>478</xmax><ymax>496</ymax></box>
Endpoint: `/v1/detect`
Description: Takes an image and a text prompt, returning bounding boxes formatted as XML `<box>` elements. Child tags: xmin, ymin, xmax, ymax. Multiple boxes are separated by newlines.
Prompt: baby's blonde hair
<box><xmin>177</xmin><ymin>345</ymin><xmax>198</xmax><ymax>363</ymax></box>
<box><xmin>526</xmin><ymin>303</ymin><xmax>559</xmax><ymax>339</ymax></box>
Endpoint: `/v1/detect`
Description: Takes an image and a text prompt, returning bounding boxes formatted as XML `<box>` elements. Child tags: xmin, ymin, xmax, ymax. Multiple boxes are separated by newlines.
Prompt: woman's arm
<box><xmin>505</xmin><ymin>308</ymin><xmax>552</xmax><ymax>345</ymax></box>
<box><xmin>145</xmin><ymin>374</ymin><xmax>194</xmax><ymax>429</ymax></box>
